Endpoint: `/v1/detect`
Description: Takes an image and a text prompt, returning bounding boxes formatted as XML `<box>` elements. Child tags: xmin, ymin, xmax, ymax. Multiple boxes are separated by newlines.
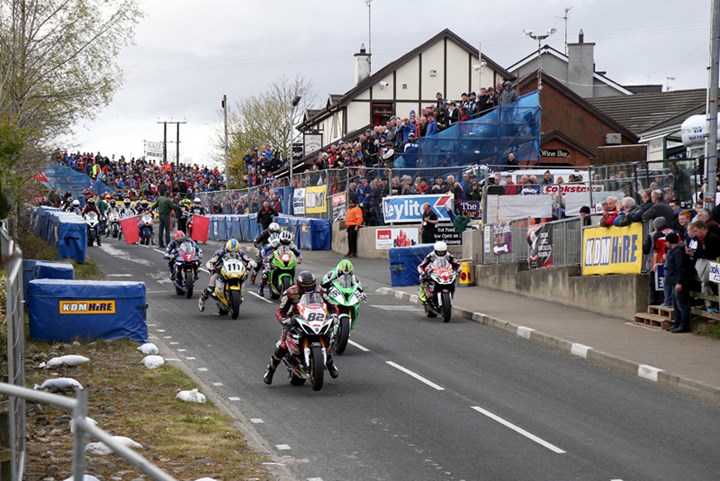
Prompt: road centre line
<box><xmin>385</xmin><ymin>361</ymin><xmax>444</xmax><ymax>391</ymax></box>
<box><xmin>348</xmin><ymin>340</ymin><xmax>370</xmax><ymax>352</ymax></box>
<box><xmin>248</xmin><ymin>291</ymin><xmax>273</xmax><ymax>304</ymax></box>
<box><xmin>470</xmin><ymin>405</ymin><xmax>566</xmax><ymax>454</ymax></box>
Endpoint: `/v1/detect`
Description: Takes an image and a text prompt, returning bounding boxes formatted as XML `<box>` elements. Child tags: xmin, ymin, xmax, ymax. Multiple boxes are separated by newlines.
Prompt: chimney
<box><xmin>354</xmin><ymin>44</ymin><xmax>371</xmax><ymax>85</ymax></box>
<box><xmin>567</xmin><ymin>29</ymin><xmax>595</xmax><ymax>98</ymax></box>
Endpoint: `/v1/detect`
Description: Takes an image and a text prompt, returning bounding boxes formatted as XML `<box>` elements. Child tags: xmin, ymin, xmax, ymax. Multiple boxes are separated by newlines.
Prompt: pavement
<box><xmin>379</xmin><ymin>282</ymin><xmax>720</xmax><ymax>403</ymax></box>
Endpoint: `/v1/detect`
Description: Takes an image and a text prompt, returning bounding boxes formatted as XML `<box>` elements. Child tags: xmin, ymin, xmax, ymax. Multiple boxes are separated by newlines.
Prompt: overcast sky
<box><xmin>69</xmin><ymin>0</ymin><xmax>711</xmax><ymax>165</ymax></box>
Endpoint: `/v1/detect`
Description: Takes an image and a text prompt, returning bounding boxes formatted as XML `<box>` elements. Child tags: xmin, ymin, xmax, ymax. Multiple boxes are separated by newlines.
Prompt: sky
<box><xmin>69</xmin><ymin>0</ymin><xmax>712</xmax><ymax>167</ymax></box>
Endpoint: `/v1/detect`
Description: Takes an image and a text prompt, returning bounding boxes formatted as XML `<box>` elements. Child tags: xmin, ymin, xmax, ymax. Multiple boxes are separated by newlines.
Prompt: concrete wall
<box><xmin>473</xmin><ymin>262</ymin><xmax>648</xmax><ymax>321</ymax></box>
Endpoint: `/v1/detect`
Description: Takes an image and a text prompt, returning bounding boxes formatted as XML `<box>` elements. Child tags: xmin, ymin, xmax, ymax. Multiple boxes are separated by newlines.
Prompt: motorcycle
<box><xmin>420</xmin><ymin>259</ymin><xmax>458</xmax><ymax>323</ymax></box>
<box><xmin>210</xmin><ymin>253</ymin><xmax>249</xmax><ymax>319</ymax></box>
<box><xmin>326</xmin><ymin>275</ymin><xmax>365</xmax><ymax>355</ymax></box>
<box><xmin>106</xmin><ymin>212</ymin><xmax>122</xmax><ymax>239</ymax></box>
<box><xmin>139</xmin><ymin>213</ymin><xmax>154</xmax><ymax>245</ymax></box>
<box><xmin>84</xmin><ymin>211</ymin><xmax>101</xmax><ymax>247</ymax></box>
<box><xmin>282</xmin><ymin>291</ymin><xmax>336</xmax><ymax>391</ymax></box>
<box><xmin>267</xmin><ymin>245</ymin><xmax>299</xmax><ymax>299</ymax></box>
<box><xmin>168</xmin><ymin>241</ymin><xmax>201</xmax><ymax>299</ymax></box>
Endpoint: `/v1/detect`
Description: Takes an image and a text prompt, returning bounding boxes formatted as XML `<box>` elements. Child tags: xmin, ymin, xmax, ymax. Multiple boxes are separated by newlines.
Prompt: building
<box><xmin>297</xmin><ymin>29</ymin><xmax>512</xmax><ymax>151</ymax></box>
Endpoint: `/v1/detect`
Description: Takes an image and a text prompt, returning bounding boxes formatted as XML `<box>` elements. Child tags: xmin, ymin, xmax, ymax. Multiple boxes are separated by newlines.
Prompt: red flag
<box><xmin>121</xmin><ymin>216</ymin><xmax>140</xmax><ymax>245</ymax></box>
<box><xmin>190</xmin><ymin>215</ymin><xmax>209</xmax><ymax>243</ymax></box>
<box><xmin>34</xmin><ymin>171</ymin><xmax>50</xmax><ymax>184</ymax></box>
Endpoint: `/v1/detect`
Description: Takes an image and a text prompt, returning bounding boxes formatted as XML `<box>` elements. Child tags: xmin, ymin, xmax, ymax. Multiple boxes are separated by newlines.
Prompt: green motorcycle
<box><xmin>325</xmin><ymin>274</ymin><xmax>364</xmax><ymax>354</ymax></box>
<box><xmin>268</xmin><ymin>245</ymin><xmax>298</xmax><ymax>299</ymax></box>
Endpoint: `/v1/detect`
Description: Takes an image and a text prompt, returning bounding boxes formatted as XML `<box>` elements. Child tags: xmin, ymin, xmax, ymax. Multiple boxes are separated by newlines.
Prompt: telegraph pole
<box><xmin>222</xmin><ymin>95</ymin><xmax>229</xmax><ymax>177</ymax></box>
<box><xmin>704</xmin><ymin>0</ymin><xmax>720</xmax><ymax>210</ymax></box>
<box><xmin>157</xmin><ymin>120</ymin><xmax>187</xmax><ymax>168</ymax></box>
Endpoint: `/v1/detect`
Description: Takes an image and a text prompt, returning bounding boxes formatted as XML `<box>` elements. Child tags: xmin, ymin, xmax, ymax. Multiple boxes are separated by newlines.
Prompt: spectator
<box><xmin>579</xmin><ymin>205</ymin><xmax>592</xmax><ymax>226</ymax></box>
<box><xmin>695</xmin><ymin>208</ymin><xmax>720</xmax><ymax>237</ymax></box>
<box><xmin>419</xmin><ymin>202</ymin><xmax>438</xmax><ymax>244</ymax></box>
<box><xmin>497</xmin><ymin>81</ymin><xmax>519</xmax><ymax>106</ymax></box>
<box><xmin>630</xmin><ymin>188</ymin><xmax>653</xmax><ymax>222</ymax></box>
<box><xmin>613</xmin><ymin>196</ymin><xmax>636</xmax><ymax>227</ymax></box>
<box><xmin>642</xmin><ymin>189</ymin><xmax>674</xmax><ymax>225</ymax></box>
<box><xmin>521</xmin><ymin>178</ymin><xmax>537</xmax><ymax>195</ymax></box>
<box><xmin>506</xmin><ymin>152</ymin><xmax>519</xmax><ymax>171</ymax></box>
<box><xmin>686</xmin><ymin>220</ymin><xmax>720</xmax><ymax>313</ymax></box>
<box><xmin>600</xmin><ymin>196</ymin><xmax>619</xmax><ymax>226</ymax></box>
<box><xmin>467</xmin><ymin>182</ymin><xmax>482</xmax><ymax>201</ymax></box>
<box><xmin>664</xmin><ymin>231</ymin><xmax>693</xmax><ymax>333</ymax></box>
<box><xmin>256</xmin><ymin>201</ymin><xmax>278</xmax><ymax>230</ymax></box>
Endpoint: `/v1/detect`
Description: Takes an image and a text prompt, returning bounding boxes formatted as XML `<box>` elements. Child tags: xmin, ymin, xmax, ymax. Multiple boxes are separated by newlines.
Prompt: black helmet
<box><xmin>87</xmin><ymin>197</ymin><xmax>95</xmax><ymax>204</ymax></box>
<box><xmin>296</xmin><ymin>271</ymin><xmax>316</xmax><ymax>293</ymax></box>
<box><xmin>110</xmin><ymin>200</ymin><xmax>116</xmax><ymax>206</ymax></box>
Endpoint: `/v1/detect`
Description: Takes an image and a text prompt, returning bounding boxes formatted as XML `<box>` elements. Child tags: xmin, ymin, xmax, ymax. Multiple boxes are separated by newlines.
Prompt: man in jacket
<box><xmin>256</xmin><ymin>201</ymin><xmax>278</xmax><ymax>230</ymax></box>
<box><xmin>642</xmin><ymin>189</ymin><xmax>674</xmax><ymax>225</ymax></box>
<box><xmin>345</xmin><ymin>198</ymin><xmax>364</xmax><ymax>257</ymax></box>
<box><xmin>153</xmin><ymin>194</ymin><xmax>181</xmax><ymax>248</ymax></box>
<box><xmin>664</xmin><ymin>232</ymin><xmax>693</xmax><ymax>333</ymax></box>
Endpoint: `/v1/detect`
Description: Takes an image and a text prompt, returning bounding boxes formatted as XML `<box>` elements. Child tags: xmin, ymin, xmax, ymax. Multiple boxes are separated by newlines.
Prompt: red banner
<box><xmin>190</xmin><ymin>215</ymin><xmax>209</xmax><ymax>243</ymax></box>
<box><xmin>121</xmin><ymin>216</ymin><xmax>140</xmax><ymax>245</ymax></box>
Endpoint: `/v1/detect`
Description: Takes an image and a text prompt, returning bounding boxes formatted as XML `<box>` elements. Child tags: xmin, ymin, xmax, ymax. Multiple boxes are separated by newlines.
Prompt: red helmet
<box><xmin>174</xmin><ymin>231</ymin><xmax>186</xmax><ymax>242</ymax></box>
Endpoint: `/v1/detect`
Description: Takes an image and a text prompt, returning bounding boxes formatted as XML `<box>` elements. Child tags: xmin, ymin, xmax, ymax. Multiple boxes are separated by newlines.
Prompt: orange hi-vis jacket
<box><xmin>345</xmin><ymin>205</ymin><xmax>364</xmax><ymax>227</ymax></box>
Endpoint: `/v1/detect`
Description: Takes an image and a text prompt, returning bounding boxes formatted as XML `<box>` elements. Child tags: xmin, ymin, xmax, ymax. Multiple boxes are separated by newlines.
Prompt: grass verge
<box><xmin>17</xmin><ymin>228</ymin><xmax>103</xmax><ymax>280</ymax></box>
<box><xmin>25</xmin><ymin>339</ymin><xmax>273</xmax><ymax>480</ymax></box>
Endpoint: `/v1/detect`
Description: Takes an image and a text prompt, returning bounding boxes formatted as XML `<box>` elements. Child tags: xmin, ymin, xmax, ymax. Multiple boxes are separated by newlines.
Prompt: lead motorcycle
<box><xmin>167</xmin><ymin>241</ymin><xmax>201</xmax><ymax>299</ymax></box>
<box><xmin>84</xmin><ymin>211</ymin><xmax>101</xmax><ymax>247</ymax></box>
<box><xmin>282</xmin><ymin>291</ymin><xmax>336</xmax><ymax>391</ymax></box>
<box><xmin>106</xmin><ymin>211</ymin><xmax>122</xmax><ymax>239</ymax></box>
<box><xmin>420</xmin><ymin>258</ymin><xmax>458</xmax><ymax>323</ymax></box>
<box><xmin>139</xmin><ymin>213</ymin><xmax>154</xmax><ymax>245</ymax></box>
<box><xmin>210</xmin><ymin>253</ymin><xmax>251</xmax><ymax>319</ymax></box>
<box><xmin>325</xmin><ymin>275</ymin><xmax>365</xmax><ymax>355</ymax></box>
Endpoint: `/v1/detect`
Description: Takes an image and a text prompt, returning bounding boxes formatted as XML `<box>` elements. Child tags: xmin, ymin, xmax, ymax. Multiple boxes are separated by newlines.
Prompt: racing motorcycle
<box><xmin>282</xmin><ymin>291</ymin><xmax>336</xmax><ymax>391</ymax></box>
<box><xmin>168</xmin><ymin>241</ymin><xmax>201</xmax><ymax>299</ymax></box>
<box><xmin>420</xmin><ymin>258</ymin><xmax>458</xmax><ymax>323</ymax></box>
<box><xmin>210</xmin><ymin>253</ymin><xmax>249</xmax><ymax>319</ymax></box>
<box><xmin>268</xmin><ymin>245</ymin><xmax>298</xmax><ymax>299</ymax></box>
<box><xmin>106</xmin><ymin>211</ymin><xmax>122</xmax><ymax>239</ymax></box>
<box><xmin>84</xmin><ymin>211</ymin><xmax>101</xmax><ymax>247</ymax></box>
<box><xmin>325</xmin><ymin>275</ymin><xmax>365</xmax><ymax>355</ymax></box>
<box><xmin>139</xmin><ymin>213</ymin><xmax>154</xmax><ymax>245</ymax></box>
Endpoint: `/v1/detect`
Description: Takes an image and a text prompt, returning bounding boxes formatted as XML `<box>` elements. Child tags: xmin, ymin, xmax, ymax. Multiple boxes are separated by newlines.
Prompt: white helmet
<box><xmin>193</xmin><ymin>197</ymin><xmax>201</xmax><ymax>204</ymax></box>
<box><xmin>72</xmin><ymin>199</ymin><xmax>80</xmax><ymax>207</ymax></box>
<box><xmin>433</xmin><ymin>241</ymin><xmax>447</xmax><ymax>257</ymax></box>
<box><xmin>279</xmin><ymin>230</ymin><xmax>292</xmax><ymax>245</ymax></box>
<box><xmin>268</xmin><ymin>222</ymin><xmax>281</xmax><ymax>234</ymax></box>
<box><xmin>269</xmin><ymin>235</ymin><xmax>280</xmax><ymax>248</ymax></box>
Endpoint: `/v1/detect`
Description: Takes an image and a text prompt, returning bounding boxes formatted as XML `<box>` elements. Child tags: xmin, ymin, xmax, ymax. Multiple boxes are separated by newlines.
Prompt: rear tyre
<box><xmin>441</xmin><ymin>291</ymin><xmax>452</xmax><ymax>323</ymax></box>
<box><xmin>185</xmin><ymin>271</ymin><xmax>194</xmax><ymax>299</ymax></box>
<box><xmin>230</xmin><ymin>290</ymin><xmax>241</xmax><ymax>319</ymax></box>
<box><xmin>334</xmin><ymin>315</ymin><xmax>351</xmax><ymax>355</ymax></box>
<box><xmin>290</xmin><ymin>374</ymin><xmax>306</xmax><ymax>386</ymax></box>
<box><xmin>309</xmin><ymin>346</ymin><xmax>324</xmax><ymax>391</ymax></box>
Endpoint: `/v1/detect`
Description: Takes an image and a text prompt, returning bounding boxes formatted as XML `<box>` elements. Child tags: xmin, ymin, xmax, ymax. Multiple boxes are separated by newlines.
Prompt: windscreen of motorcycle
<box><xmin>296</xmin><ymin>292</ymin><xmax>329</xmax><ymax>333</ymax></box>
<box><xmin>177</xmin><ymin>241</ymin><xmax>196</xmax><ymax>261</ymax></box>
<box><xmin>221</xmin><ymin>257</ymin><xmax>246</xmax><ymax>279</ymax></box>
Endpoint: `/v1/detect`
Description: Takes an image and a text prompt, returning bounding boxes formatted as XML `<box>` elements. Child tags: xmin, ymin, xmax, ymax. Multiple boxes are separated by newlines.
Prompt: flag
<box><xmin>190</xmin><ymin>215</ymin><xmax>209</xmax><ymax>243</ymax></box>
<box><xmin>121</xmin><ymin>216</ymin><xmax>140</xmax><ymax>245</ymax></box>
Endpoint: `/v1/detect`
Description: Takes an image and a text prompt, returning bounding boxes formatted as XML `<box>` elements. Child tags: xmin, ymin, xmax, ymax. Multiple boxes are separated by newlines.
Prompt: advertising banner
<box><xmin>331</xmin><ymin>192</ymin><xmax>347</xmax><ymax>223</ymax></box>
<box><xmin>484</xmin><ymin>195</ymin><xmax>553</xmax><ymax>223</ymax></box>
<box><xmin>581</xmin><ymin>223</ymin><xmax>643</xmax><ymax>275</ymax></box>
<box><xmin>709</xmin><ymin>262</ymin><xmax>720</xmax><ymax>284</ymax></box>
<box><xmin>305</xmin><ymin>185</ymin><xmax>327</xmax><ymax>214</ymax></box>
<box><xmin>376</xmin><ymin>227</ymin><xmax>419</xmax><ymax>250</ymax></box>
<box><xmin>435</xmin><ymin>224</ymin><xmax>462</xmax><ymax>245</ymax></box>
<box><xmin>293</xmin><ymin>188</ymin><xmax>306</xmax><ymax>216</ymax></box>
<box><xmin>457</xmin><ymin>200</ymin><xmax>482</xmax><ymax>220</ymax></box>
<box><xmin>382</xmin><ymin>194</ymin><xmax>453</xmax><ymax>224</ymax></box>
<box><xmin>528</xmin><ymin>223</ymin><xmax>553</xmax><ymax>269</ymax></box>
<box><xmin>655</xmin><ymin>265</ymin><xmax>665</xmax><ymax>291</ymax></box>
<box><xmin>492</xmin><ymin>221</ymin><xmax>512</xmax><ymax>255</ymax></box>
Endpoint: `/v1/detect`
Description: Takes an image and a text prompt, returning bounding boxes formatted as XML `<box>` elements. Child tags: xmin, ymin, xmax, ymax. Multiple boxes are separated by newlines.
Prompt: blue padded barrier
<box><xmin>389</xmin><ymin>245</ymin><xmax>434</xmax><ymax>287</ymax></box>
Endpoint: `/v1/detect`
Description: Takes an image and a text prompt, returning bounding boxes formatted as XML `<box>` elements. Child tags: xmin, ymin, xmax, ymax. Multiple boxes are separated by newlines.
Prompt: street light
<box><xmin>523</xmin><ymin>27</ymin><xmax>557</xmax><ymax>91</ymax></box>
<box><xmin>289</xmin><ymin>95</ymin><xmax>302</xmax><ymax>185</ymax></box>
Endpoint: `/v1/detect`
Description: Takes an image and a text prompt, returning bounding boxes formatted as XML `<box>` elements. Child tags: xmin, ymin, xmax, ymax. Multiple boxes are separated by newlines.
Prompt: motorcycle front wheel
<box><xmin>185</xmin><ymin>270</ymin><xmax>194</xmax><ymax>299</ymax></box>
<box><xmin>441</xmin><ymin>291</ymin><xmax>452</xmax><ymax>323</ymax></box>
<box><xmin>334</xmin><ymin>315</ymin><xmax>351</xmax><ymax>355</ymax></box>
<box><xmin>230</xmin><ymin>290</ymin><xmax>240</xmax><ymax>319</ymax></box>
<box><xmin>309</xmin><ymin>346</ymin><xmax>324</xmax><ymax>391</ymax></box>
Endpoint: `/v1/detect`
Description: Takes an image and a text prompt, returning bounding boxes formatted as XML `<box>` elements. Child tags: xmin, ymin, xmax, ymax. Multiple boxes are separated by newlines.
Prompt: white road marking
<box><xmin>250</xmin><ymin>418</ymin><xmax>264</xmax><ymax>424</ymax></box>
<box><xmin>385</xmin><ymin>361</ymin><xmax>444</xmax><ymax>391</ymax></box>
<box><xmin>570</xmin><ymin>343</ymin><xmax>591</xmax><ymax>358</ymax></box>
<box><xmin>228</xmin><ymin>397</ymin><xmax>241</xmax><ymax>401</ymax></box>
<box><xmin>199</xmin><ymin>267</ymin><xmax>210</xmax><ymax>274</ymax></box>
<box><xmin>470</xmin><ymin>406</ymin><xmax>566</xmax><ymax>454</ymax></box>
<box><xmin>197</xmin><ymin>367</ymin><xmax>209</xmax><ymax>372</ymax></box>
<box><xmin>249</xmin><ymin>291</ymin><xmax>273</xmax><ymax>304</ymax></box>
<box><xmin>165</xmin><ymin>358</ymin><xmax>180</xmax><ymax>362</ymax></box>
<box><xmin>348</xmin><ymin>340</ymin><xmax>370</xmax><ymax>352</ymax></box>
<box><xmin>153</xmin><ymin>248</ymin><xmax>165</xmax><ymax>254</ymax></box>
<box><xmin>517</xmin><ymin>326</ymin><xmax>534</xmax><ymax>339</ymax></box>
<box><xmin>212</xmin><ymin>382</ymin><xmax>223</xmax><ymax>386</ymax></box>
<box><xmin>177</xmin><ymin>349</ymin><xmax>187</xmax><ymax>352</ymax></box>
<box><xmin>638</xmin><ymin>364</ymin><xmax>663</xmax><ymax>382</ymax></box>
<box><xmin>156</xmin><ymin>329</ymin><xmax>166</xmax><ymax>332</ymax></box>
<box><xmin>185</xmin><ymin>357</ymin><xmax>196</xmax><ymax>360</ymax></box>
<box><xmin>275</xmin><ymin>444</ymin><xmax>291</xmax><ymax>450</ymax></box>
<box><xmin>163</xmin><ymin>336</ymin><xmax>172</xmax><ymax>339</ymax></box>
<box><xmin>147</xmin><ymin>323</ymin><xmax>157</xmax><ymax>326</ymax></box>
<box><xmin>307</xmin><ymin>478</ymin><xmax>323</xmax><ymax>481</ymax></box>
<box><xmin>169</xmin><ymin>342</ymin><xmax>179</xmax><ymax>345</ymax></box>
<box><xmin>611</xmin><ymin>479</ymin><xmax>624</xmax><ymax>481</ymax></box>
<box><xmin>106</xmin><ymin>273</ymin><xmax>132</xmax><ymax>277</ymax></box>
<box><xmin>375</xmin><ymin>287</ymin><xmax>389</xmax><ymax>295</ymax></box>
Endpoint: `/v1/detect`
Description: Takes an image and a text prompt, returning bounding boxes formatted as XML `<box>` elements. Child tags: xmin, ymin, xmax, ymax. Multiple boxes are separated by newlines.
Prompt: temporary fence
<box><xmin>1</xmin><ymin>219</ymin><xmax>25</xmax><ymax>480</ymax></box>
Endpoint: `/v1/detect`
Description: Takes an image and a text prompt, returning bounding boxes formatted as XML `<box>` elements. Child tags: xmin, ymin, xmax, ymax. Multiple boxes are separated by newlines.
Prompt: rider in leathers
<box><xmin>163</xmin><ymin>230</ymin><xmax>202</xmax><ymax>282</ymax></box>
<box><xmin>417</xmin><ymin>241</ymin><xmax>461</xmax><ymax>302</ymax></box>
<box><xmin>258</xmin><ymin>230</ymin><xmax>302</xmax><ymax>297</ymax></box>
<box><xmin>251</xmin><ymin>222</ymin><xmax>281</xmax><ymax>283</ymax></box>
<box><xmin>198</xmin><ymin>239</ymin><xmax>255</xmax><ymax>311</ymax></box>
<box><xmin>263</xmin><ymin>271</ymin><xmax>339</xmax><ymax>385</ymax></box>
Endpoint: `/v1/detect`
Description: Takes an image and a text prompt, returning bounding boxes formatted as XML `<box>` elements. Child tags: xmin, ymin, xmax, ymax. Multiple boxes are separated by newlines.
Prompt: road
<box><xmin>90</xmin><ymin>236</ymin><xmax>720</xmax><ymax>481</ymax></box>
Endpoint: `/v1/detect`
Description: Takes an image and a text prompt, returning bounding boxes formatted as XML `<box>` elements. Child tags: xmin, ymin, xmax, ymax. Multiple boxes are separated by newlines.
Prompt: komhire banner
<box><xmin>382</xmin><ymin>194</ymin><xmax>453</xmax><ymax>223</ymax></box>
<box><xmin>581</xmin><ymin>223</ymin><xmax>643</xmax><ymax>275</ymax></box>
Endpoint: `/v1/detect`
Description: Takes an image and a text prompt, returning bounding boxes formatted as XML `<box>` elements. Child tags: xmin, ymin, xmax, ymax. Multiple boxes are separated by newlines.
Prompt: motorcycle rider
<box><xmin>65</xmin><ymin>198</ymin><xmax>82</xmax><ymax>214</ymax></box>
<box><xmin>177</xmin><ymin>198</ymin><xmax>192</xmax><ymax>233</ymax></box>
<box><xmin>198</xmin><ymin>238</ymin><xmax>256</xmax><ymax>312</ymax></box>
<box><xmin>251</xmin><ymin>222</ymin><xmax>281</xmax><ymax>283</ymax></box>
<box><xmin>136</xmin><ymin>200</ymin><xmax>155</xmax><ymax>244</ymax></box>
<box><xmin>187</xmin><ymin>197</ymin><xmax>207</xmax><ymax>235</ymax></box>
<box><xmin>119</xmin><ymin>198</ymin><xmax>134</xmax><ymax>218</ymax></box>
<box><xmin>263</xmin><ymin>271</ymin><xmax>339</xmax><ymax>385</ymax></box>
<box><xmin>258</xmin><ymin>229</ymin><xmax>302</xmax><ymax>297</ymax></box>
<box><xmin>81</xmin><ymin>197</ymin><xmax>102</xmax><ymax>246</ymax></box>
<box><xmin>417</xmin><ymin>241</ymin><xmax>461</xmax><ymax>303</ymax></box>
<box><xmin>164</xmin><ymin>230</ymin><xmax>202</xmax><ymax>282</ymax></box>
<box><xmin>320</xmin><ymin>259</ymin><xmax>365</xmax><ymax>298</ymax></box>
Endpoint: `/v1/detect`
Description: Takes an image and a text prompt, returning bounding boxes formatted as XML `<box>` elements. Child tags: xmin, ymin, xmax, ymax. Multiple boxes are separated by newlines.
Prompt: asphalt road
<box><xmin>90</xmin><ymin>236</ymin><xmax>720</xmax><ymax>481</ymax></box>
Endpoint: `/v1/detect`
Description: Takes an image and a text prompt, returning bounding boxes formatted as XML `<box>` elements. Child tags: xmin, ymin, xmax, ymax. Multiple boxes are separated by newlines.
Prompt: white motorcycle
<box><xmin>106</xmin><ymin>211</ymin><xmax>122</xmax><ymax>239</ymax></box>
<box><xmin>139</xmin><ymin>213</ymin><xmax>154</xmax><ymax>245</ymax></box>
<box><xmin>84</xmin><ymin>211</ymin><xmax>101</xmax><ymax>246</ymax></box>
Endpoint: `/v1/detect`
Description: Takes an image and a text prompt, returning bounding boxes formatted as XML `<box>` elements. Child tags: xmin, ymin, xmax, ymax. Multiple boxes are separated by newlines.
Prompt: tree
<box><xmin>216</xmin><ymin>75</ymin><xmax>315</xmax><ymax>185</ymax></box>
<box><xmin>0</xmin><ymin>0</ymin><xmax>143</xmax><ymax>187</ymax></box>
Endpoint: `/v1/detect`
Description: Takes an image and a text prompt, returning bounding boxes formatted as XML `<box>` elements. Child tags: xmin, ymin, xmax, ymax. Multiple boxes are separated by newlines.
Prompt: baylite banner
<box><xmin>528</xmin><ymin>223</ymin><xmax>553</xmax><ymax>269</ymax></box>
<box><xmin>382</xmin><ymin>194</ymin><xmax>453</xmax><ymax>223</ymax></box>
<box><xmin>581</xmin><ymin>223</ymin><xmax>643</xmax><ymax>275</ymax></box>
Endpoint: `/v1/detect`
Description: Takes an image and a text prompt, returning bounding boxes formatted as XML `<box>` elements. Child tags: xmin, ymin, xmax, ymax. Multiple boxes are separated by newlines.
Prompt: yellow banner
<box><xmin>59</xmin><ymin>300</ymin><xmax>117</xmax><ymax>314</ymax></box>
<box><xmin>305</xmin><ymin>185</ymin><xmax>327</xmax><ymax>214</ymax></box>
<box><xmin>582</xmin><ymin>223</ymin><xmax>643</xmax><ymax>275</ymax></box>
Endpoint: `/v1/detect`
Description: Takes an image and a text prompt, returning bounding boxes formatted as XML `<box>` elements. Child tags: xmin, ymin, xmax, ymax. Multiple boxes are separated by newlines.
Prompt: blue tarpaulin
<box><xmin>28</xmin><ymin>280</ymin><xmax>148</xmax><ymax>343</ymax></box>
<box><xmin>208</xmin><ymin>214</ymin><xmax>330</xmax><ymax>250</ymax></box>
<box><xmin>37</xmin><ymin>163</ymin><xmax>113</xmax><ymax>199</ymax></box>
<box><xmin>31</xmin><ymin>207</ymin><xmax>88</xmax><ymax>263</ymax></box>
<box><xmin>23</xmin><ymin>259</ymin><xmax>74</xmax><ymax>300</ymax></box>
<box><xmin>389</xmin><ymin>245</ymin><xmax>434</xmax><ymax>287</ymax></box>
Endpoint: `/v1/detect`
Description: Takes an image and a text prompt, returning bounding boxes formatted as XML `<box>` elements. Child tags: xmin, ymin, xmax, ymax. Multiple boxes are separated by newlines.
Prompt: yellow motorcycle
<box><xmin>210</xmin><ymin>253</ymin><xmax>249</xmax><ymax>319</ymax></box>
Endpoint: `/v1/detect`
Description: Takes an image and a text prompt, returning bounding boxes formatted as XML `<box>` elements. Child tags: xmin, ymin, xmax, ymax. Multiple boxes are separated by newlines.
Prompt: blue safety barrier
<box><xmin>23</xmin><ymin>259</ymin><xmax>74</xmax><ymax>301</ymax></box>
<box><xmin>28</xmin><ymin>280</ymin><xmax>147</xmax><ymax>343</ymax></box>
<box><xmin>389</xmin><ymin>244</ymin><xmax>434</xmax><ymax>287</ymax></box>
<box><xmin>208</xmin><ymin>214</ymin><xmax>330</xmax><ymax>250</ymax></box>
<box><xmin>31</xmin><ymin>207</ymin><xmax>88</xmax><ymax>263</ymax></box>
